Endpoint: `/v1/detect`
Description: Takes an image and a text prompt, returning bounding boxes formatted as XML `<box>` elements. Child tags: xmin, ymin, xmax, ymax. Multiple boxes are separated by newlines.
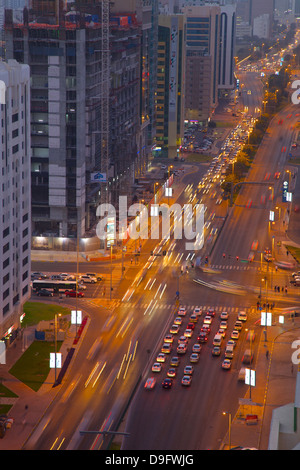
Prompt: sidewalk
<box><xmin>0</xmin><ymin>315</ymin><xmax>89</xmax><ymax>450</ymax></box>
<box><xmin>221</xmin><ymin>323</ymin><xmax>300</xmax><ymax>450</ymax></box>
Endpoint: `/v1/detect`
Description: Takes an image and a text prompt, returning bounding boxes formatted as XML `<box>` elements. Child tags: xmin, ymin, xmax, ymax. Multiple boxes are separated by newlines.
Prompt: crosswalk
<box><xmin>107</xmin><ymin>300</ymin><xmax>256</xmax><ymax>315</ymax></box>
<box><xmin>209</xmin><ymin>264</ymin><xmax>259</xmax><ymax>271</ymax></box>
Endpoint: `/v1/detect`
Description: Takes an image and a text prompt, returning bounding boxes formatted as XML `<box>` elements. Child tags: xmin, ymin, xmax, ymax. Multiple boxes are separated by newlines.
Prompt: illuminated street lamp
<box><xmin>222</xmin><ymin>411</ymin><xmax>232</xmax><ymax>450</ymax></box>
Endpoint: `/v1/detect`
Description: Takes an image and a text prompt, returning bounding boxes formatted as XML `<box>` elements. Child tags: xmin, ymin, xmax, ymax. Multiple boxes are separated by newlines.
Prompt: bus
<box><xmin>32</xmin><ymin>279</ymin><xmax>77</xmax><ymax>293</ymax></box>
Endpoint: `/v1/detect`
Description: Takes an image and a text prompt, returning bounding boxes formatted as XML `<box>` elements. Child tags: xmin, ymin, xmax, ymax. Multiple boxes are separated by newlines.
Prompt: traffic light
<box><xmin>223</xmin><ymin>253</ymin><xmax>226</xmax><ymax>259</ymax></box>
<box><xmin>236</xmin><ymin>256</ymin><xmax>239</xmax><ymax>261</ymax></box>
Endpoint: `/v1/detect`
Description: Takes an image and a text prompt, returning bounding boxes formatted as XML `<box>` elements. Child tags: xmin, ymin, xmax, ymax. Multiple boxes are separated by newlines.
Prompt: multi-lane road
<box><xmin>27</xmin><ymin>67</ymin><xmax>299</xmax><ymax>451</ymax></box>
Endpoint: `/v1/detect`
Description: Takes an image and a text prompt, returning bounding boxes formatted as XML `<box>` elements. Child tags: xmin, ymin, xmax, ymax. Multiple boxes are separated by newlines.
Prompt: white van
<box><xmin>213</xmin><ymin>334</ymin><xmax>223</xmax><ymax>347</ymax></box>
<box><xmin>225</xmin><ymin>345</ymin><xmax>234</xmax><ymax>359</ymax></box>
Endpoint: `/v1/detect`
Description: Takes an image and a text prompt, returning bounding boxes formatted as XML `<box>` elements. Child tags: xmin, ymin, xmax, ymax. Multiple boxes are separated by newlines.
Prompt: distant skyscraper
<box><xmin>155</xmin><ymin>13</ymin><xmax>186</xmax><ymax>158</ymax></box>
<box><xmin>182</xmin><ymin>4</ymin><xmax>221</xmax><ymax>122</ymax></box>
<box><xmin>0</xmin><ymin>59</ymin><xmax>31</xmax><ymax>340</ymax></box>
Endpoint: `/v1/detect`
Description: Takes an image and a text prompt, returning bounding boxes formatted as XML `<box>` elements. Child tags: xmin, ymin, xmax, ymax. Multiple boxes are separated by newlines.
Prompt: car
<box><xmin>234</xmin><ymin>321</ymin><xmax>243</xmax><ymax>331</ymax></box>
<box><xmin>177</xmin><ymin>343</ymin><xmax>187</xmax><ymax>355</ymax></box>
<box><xmin>162</xmin><ymin>378</ymin><xmax>173</xmax><ymax>389</ymax></box>
<box><xmin>170</xmin><ymin>356</ymin><xmax>180</xmax><ymax>367</ymax></box>
<box><xmin>242</xmin><ymin>349</ymin><xmax>253</xmax><ymax>364</ymax></box>
<box><xmin>144</xmin><ymin>377</ymin><xmax>156</xmax><ymax>389</ymax></box>
<box><xmin>184</xmin><ymin>328</ymin><xmax>193</xmax><ymax>338</ymax></box>
<box><xmin>31</xmin><ymin>272</ymin><xmax>47</xmax><ymax>279</ymax></box>
<box><xmin>192</xmin><ymin>343</ymin><xmax>201</xmax><ymax>353</ymax></box>
<box><xmin>51</xmin><ymin>275</ymin><xmax>62</xmax><ymax>280</ymax></box>
<box><xmin>156</xmin><ymin>353</ymin><xmax>166</xmax><ymax>363</ymax></box>
<box><xmin>220</xmin><ymin>311</ymin><xmax>228</xmax><ymax>320</ymax></box>
<box><xmin>212</xmin><ymin>346</ymin><xmax>221</xmax><ymax>356</ymax></box>
<box><xmin>37</xmin><ymin>289</ymin><xmax>53</xmax><ymax>297</ymax></box>
<box><xmin>207</xmin><ymin>308</ymin><xmax>215</xmax><ymax>317</ymax></box>
<box><xmin>151</xmin><ymin>363</ymin><xmax>162</xmax><ymax>373</ymax></box>
<box><xmin>167</xmin><ymin>368</ymin><xmax>177</xmax><ymax>378</ymax></box>
<box><xmin>218</xmin><ymin>328</ymin><xmax>226</xmax><ymax>338</ymax></box>
<box><xmin>59</xmin><ymin>273</ymin><xmax>69</xmax><ymax>280</ymax></box>
<box><xmin>178</xmin><ymin>307</ymin><xmax>186</xmax><ymax>316</ymax></box>
<box><xmin>246</xmin><ymin>330</ymin><xmax>256</xmax><ymax>342</ymax></box>
<box><xmin>200</xmin><ymin>324</ymin><xmax>211</xmax><ymax>334</ymax></box>
<box><xmin>174</xmin><ymin>317</ymin><xmax>183</xmax><ymax>326</ymax></box>
<box><xmin>161</xmin><ymin>343</ymin><xmax>172</xmax><ymax>354</ymax></box>
<box><xmin>203</xmin><ymin>315</ymin><xmax>212</xmax><ymax>325</ymax></box>
<box><xmin>190</xmin><ymin>353</ymin><xmax>200</xmax><ymax>363</ymax></box>
<box><xmin>184</xmin><ymin>365</ymin><xmax>194</xmax><ymax>375</ymax></box>
<box><xmin>170</xmin><ymin>324</ymin><xmax>179</xmax><ymax>335</ymax></box>
<box><xmin>85</xmin><ymin>273</ymin><xmax>103</xmax><ymax>281</ymax></box>
<box><xmin>164</xmin><ymin>334</ymin><xmax>174</xmax><ymax>343</ymax></box>
<box><xmin>187</xmin><ymin>322</ymin><xmax>195</xmax><ymax>330</ymax></box>
<box><xmin>181</xmin><ymin>375</ymin><xmax>192</xmax><ymax>386</ymax></box>
<box><xmin>231</xmin><ymin>330</ymin><xmax>240</xmax><ymax>340</ymax></box>
<box><xmin>264</xmin><ymin>249</ymin><xmax>272</xmax><ymax>262</ymax></box>
<box><xmin>189</xmin><ymin>314</ymin><xmax>198</xmax><ymax>323</ymax></box>
<box><xmin>227</xmin><ymin>339</ymin><xmax>236</xmax><ymax>349</ymax></box>
<box><xmin>220</xmin><ymin>320</ymin><xmax>228</xmax><ymax>330</ymax></box>
<box><xmin>64</xmin><ymin>290</ymin><xmax>85</xmax><ymax>298</ymax></box>
<box><xmin>238</xmin><ymin>311</ymin><xmax>247</xmax><ymax>322</ymax></box>
<box><xmin>222</xmin><ymin>359</ymin><xmax>232</xmax><ymax>370</ymax></box>
<box><xmin>178</xmin><ymin>336</ymin><xmax>188</xmax><ymax>345</ymax></box>
<box><xmin>80</xmin><ymin>275</ymin><xmax>97</xmax><ymax>284</ymax></box>
<box><xmin>193</xmin><ymin>307</ymin><xmax>202</xmax><ymax>316</ymax></box>
<box><xmin>197</xmin><ymin>332</ymin><xmax>208</xmax><ymax>343</ymax></box>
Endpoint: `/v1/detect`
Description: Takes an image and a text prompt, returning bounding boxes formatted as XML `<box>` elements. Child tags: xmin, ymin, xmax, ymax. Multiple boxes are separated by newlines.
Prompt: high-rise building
<box><xmin>5</xmin><ymin>5</ymin><xmax>108</xmax><ymax>240</ymax></box>
<box><xmin>0</xmin><ymin>59</ymin><xmax>31</xmax><ymax>340</ymax></box>
<box><xmin>182</xmin><ymin>4</ymin><xmax>221</xmax><ymax>122</ymax></box>
<box><xmin>111</xmin><ymin>0</ymin><xmax>158</xmax><ymax>176</ymax></box>
<box><xmin>219</xmin><ymin>3</ymin><xmax>236</xmax><ymax>92</ymax></box>
<box><xmin>155</xmin><ymin>13</ymin><xmax>186</xmax><ymax>158</ymax></box>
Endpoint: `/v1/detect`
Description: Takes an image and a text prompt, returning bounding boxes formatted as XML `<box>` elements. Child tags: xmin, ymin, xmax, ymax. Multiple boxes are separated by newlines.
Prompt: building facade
<box><xmin>5</xmin><ymin>7</ymin><xmax>107</xmax><ymax>239</ymax></box>
<box><xmin>0</xmin><ymin>59</ymin><xmax>31</xmax><ymax>340</ymax></box>
<box><xmin>156</xmin><ymin>14</ymin><xmax>186</xmax><ymax>158</ymax></box>
<box><xmin>182</xmin><ymin>4</ymin><xmax>221</xmax><ymax>123</ymax></box>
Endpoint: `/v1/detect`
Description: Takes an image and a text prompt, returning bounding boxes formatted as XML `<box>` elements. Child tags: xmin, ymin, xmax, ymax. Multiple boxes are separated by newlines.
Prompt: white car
<box><xmin>151</xmin><ymin>363</ymin><xmax>162</xmax><ymax>373</ymax></box>
<box><xmin>220</xmin><ymin>311</ymin><xmax>228</xmax><ymax>320</ymax></box>
<box><xmin>184</xmin><ymin>365</ymin><xmax>194</xmax><ymax>375</ymax></box>
<box><xmin>203</xmin><ymin>315</ymin><xmax>212</xmax><ymax>325</ymax></box>
<box><xmin>222</xmin><ymin>359</ymin><xmax>232</xmax><ymax>370</ymax></box>
<box><xmin>193</xmin><ymin>307</ymin><xmax>202</xmax><ymax>316</ymax></box>
<box><xmin>238</xmin><ymin>311</ymin><xmax>247</xmax><ymax>322</ymax></box>
<box><xmin>192</xmin><ymin>343</ymin><xmax>201</xmax><ymax>353</ymax></box>
<box><xmin>220</xmin><ymin>320</ymin><xmax>228</xmax><ymax>330</ymax></box>
<box><xmin>80</xmin><ymin>275</ymin><xmax>97</xmax><ymax>284</ymax></box>
<box><xmin>178</xmin><ymin>307</ymin><xmax>187</xmax><ymax>316</ymax></box>
<box><xmin>184</xmin><ymin>328</ymin><xmax>193</xmax><ymax>338</ymax></box>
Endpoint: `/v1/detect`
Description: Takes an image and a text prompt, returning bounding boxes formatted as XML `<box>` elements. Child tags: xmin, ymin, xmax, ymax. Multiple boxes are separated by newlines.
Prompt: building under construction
<box><xmin>4</xmin><ymin>0</ymin><xmax>147</xmax><ymax>245</ymax></box>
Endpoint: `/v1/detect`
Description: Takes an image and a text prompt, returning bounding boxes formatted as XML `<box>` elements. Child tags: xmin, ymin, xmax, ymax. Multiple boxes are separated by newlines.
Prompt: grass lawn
<box><xmin>9</xmin><ymin>340</ymin><xmax>63</xmax><ymax>392</ymax></box>
<box><xmin>286</xmin><ymin>245</ymin><xmax>300</xmax><ymax>264</ymax></box>
<box><xmin>22</xmin><ymin>301</ymin><xmax>70</xmax><ymax>328</ymax></box>
<box><xmin>288</xmin><ymin>157</ymin><xmax>300</xmax><ymax>165</ymax></box>
<box><xmin>0</xmin><ymin>383</ymin><xmax>18</xmax><ymax>398</ymax></box>
<box><xmin>215</xmin><ymin>120</ymin><xmax>235</xmax><ymax>128</ymax></box>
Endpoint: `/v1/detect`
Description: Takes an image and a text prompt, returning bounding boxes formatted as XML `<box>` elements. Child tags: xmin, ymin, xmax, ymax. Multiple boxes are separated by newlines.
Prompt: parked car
<box><xmin>80</xmin><ymin>275</ymin><xmax>97</xmax><ymax>284</ymax></box>
<box><xmin>37</xmin><ymin>289</ymin><xmax>53</xmax><ymax>297</ymax></box>
<box><xmin>64</xmin><ymin>290</ymin><xmax>85</xmax><ymax>298</ymax></box>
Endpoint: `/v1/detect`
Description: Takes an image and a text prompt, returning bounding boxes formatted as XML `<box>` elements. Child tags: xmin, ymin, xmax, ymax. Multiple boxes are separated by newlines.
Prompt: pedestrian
<box><xmin>274</xmin><ymin>285</ymin><xmax>277</xmax><ymax>292</ymax></box>
<box><xmin>131</xmin><ymin>258</ymin><xmax>133</xmax><ymax>264</ymax></box>
<box><xmin>277</xmin><ymin>286</ymin><xmax>280</xmax><ymax>293</ymax></box>
<box><xmin>266</xmin><ymin>350</ymin><xmax>269</xmax><ymax>359</ymax></box>
<box><xmin>285</xmin><ymin>286</ymin><xmax>288</xmax><ymax>294</ymax></box>
<box><xmin>281</xmin><ymin>286</ymin><xmax>284</xmax><ymax>292</ymax></box>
